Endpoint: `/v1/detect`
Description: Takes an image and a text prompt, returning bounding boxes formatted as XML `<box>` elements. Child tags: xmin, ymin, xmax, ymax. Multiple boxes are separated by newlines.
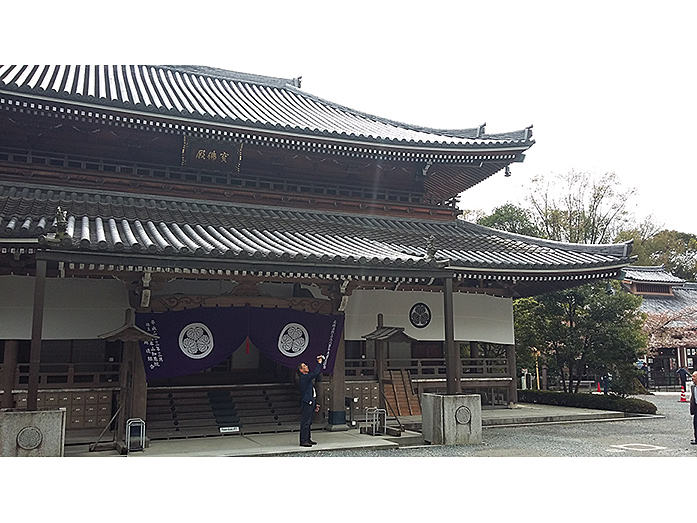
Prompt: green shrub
<box><xmin>518</xmin><ymin>389</ymin><xmax>657</xmax><ymax>415</ymax></box>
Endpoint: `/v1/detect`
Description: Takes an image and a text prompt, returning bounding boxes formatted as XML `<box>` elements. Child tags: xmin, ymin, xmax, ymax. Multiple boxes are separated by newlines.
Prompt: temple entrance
<box><xmin>147</xmin><ymin>340</ymin><xmax>295</xmax><ymax>387</ymax></box>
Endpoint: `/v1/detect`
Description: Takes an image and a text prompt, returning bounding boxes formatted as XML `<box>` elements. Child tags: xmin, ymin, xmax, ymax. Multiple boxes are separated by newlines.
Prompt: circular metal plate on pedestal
<box><xmin>17</xmin><ymin>426</ymin><xmax>43</xmax><ymax>450</ymax></box>
<box><xmin>455</xmin><ymin>406</ymin><xmax>472</xmax><ymax>425</ymax></box>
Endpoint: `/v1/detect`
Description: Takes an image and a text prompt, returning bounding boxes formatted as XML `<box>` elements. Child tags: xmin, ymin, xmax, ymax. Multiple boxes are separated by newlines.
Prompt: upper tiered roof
<box><xmin>0</xmin><ymin>65</ymin><xmax>533</xmax><ymax>150</ymax></box>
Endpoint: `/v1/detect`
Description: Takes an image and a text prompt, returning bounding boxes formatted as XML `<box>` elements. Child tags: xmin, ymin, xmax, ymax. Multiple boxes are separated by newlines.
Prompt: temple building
<box><xmin>0</xmin><ymin>65</ymin><xmax>634</xmax><ymax>449</ymax></box>
<box><xmin>621</xmin><ymin>265</ymin><xmax>697</xmax><ymax>386</ymax></box>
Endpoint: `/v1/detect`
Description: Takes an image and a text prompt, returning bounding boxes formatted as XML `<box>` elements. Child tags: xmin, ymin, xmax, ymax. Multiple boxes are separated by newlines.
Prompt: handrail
<box><xmin>380</xmin><ymin>390</ymin><xmax>405</xmax><ymax>432</ymax></box>
<box><xmin>14</xmin><ymin>362</ymin><xmax>121</xmax><ymax>389</ymax></box>
<box><xmin>346</xmin><ymin>357</ymin><xmax>510</xmax><ymax>378</ymax></box>
<box><xmin>88</xmin><ymin>404</ymin><xmax>122</xmax><ymax>452</ymax></box>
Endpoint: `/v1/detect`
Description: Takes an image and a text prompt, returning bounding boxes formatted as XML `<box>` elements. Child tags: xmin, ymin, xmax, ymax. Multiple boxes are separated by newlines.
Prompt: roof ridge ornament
<box><xmin>426</xmin><ymin>235</ymin><xmax>437</xmax><ymax>261</ymax></box>
<box><xmin>55</xmin><ymin>206</ymin><xmax>68</xmax><ymax>239</ymax></box>
<box><xmin>525</xmin><ymin>125</ymin><xmax>533</xmax><ymax>140</ymax></box>
<box><xmin>42</xmin><ymin>206</ymin><xmax>69</xmax><ymax>245</ymax></box>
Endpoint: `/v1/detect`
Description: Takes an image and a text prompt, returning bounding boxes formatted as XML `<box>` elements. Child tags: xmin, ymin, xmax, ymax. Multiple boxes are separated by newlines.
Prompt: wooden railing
<box><xmin>5</xmin><ymin>363</ymin><xmax>121</xmax><ymax>389</ymax></box>
<box><xmin>345</xmin><ymin>357</ymin><xmax>509</xmax><ymax>379</ymax></box>
<box><xmin>345</xmin><ymin>358</ymin><xmax>377</xmax><ymax>377</ymax></box>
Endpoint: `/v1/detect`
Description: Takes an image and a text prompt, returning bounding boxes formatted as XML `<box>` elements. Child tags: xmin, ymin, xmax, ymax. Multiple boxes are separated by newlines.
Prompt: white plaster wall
<box><xmin>343</xmin><ymin>289</ymin><xmax>514</xmax><ymax>344</ymax></box>
<box><xmin>0</xmin><ymin>276</ymin><xmax>129</xmax><ymax>339</ymax></box>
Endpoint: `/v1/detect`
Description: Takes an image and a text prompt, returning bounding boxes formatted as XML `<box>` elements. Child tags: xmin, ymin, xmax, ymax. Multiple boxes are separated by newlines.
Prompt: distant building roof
<box><xmin>621</xmin><ymin>265</ymin><xmax>686</xmax><ymax>284</ymax></box>
<box><xmin>640</xmin><ymin>284</ymin><xmax>697</xmax><ymax>314</ymax></box>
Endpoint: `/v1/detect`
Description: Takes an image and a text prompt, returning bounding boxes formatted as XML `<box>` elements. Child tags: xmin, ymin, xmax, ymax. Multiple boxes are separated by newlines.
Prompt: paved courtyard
<box><xmin>280</xmin><ymin>392</ymin><xmax>696</xmax><ymax>457</ymax></box>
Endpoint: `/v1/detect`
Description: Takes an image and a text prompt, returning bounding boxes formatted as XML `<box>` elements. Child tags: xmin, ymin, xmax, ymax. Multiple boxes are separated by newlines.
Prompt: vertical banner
<box><xmin>250</xmin><ymin>308</ymin><xmax>344</xmax><ymax>374</ymax></box>
<box><xmin>137</xmin><ymin>307</ymin><xmax>248</xmax><ymax>380</ymax></box>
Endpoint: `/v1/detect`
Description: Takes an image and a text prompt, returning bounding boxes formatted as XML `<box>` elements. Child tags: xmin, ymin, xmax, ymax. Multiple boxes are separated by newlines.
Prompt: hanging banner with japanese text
<box><xmin>137</xmin><ymin>307</ymin><xmax>248</xmax><ymax>381</ymax></box>
<box><xmin>137</xmin><ymin>307</ymin><xmax>343</xmax><ymax>380</ymax></box>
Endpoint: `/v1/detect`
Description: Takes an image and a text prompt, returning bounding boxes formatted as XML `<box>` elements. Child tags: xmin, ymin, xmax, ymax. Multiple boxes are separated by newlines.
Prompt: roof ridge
<box><xmin>461</xmin><ymin>220</ymin><xmax>633</xmax><ymax>258</ymax></box>
<box><xmin>158</xmin><ymin>65</ymin><xmax>301</xmax><ymax>89</ymax></box>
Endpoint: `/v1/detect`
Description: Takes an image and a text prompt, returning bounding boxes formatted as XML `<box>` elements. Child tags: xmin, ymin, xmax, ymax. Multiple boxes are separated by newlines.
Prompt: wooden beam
<box><xmin>27</xmin><ymin>259</ymin><xmax>47</xmax><ymax>410</ymax></box>
<box><xmin>0</xmin><ymin>340</ymin><xmax>18</xmax><ymax>409</ymax></box>
<box><xmin>444</xmin><ymin>275</ymin><xmax>461</xmax><ymax>394</ymax></box>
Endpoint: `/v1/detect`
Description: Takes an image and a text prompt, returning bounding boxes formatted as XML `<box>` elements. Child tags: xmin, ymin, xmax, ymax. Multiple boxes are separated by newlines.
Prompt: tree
<box><xmin>615</xmin><ymin>225</ymin><xmax>697</xmax><ymax>281</ymax></box>
<box><xmin>643</xmin><ymin>305</ymin><xmax>697</xmax><ymax>353</ymax></box>
<box><xmin>514</xmin><ymin>281</ymin><xmax>647</xmax><ymax>395</ymax></box>
<box><xmin>476</xmin><ymin>172</ymin><xmax>649</xmax><ymax>395</ymax></box>
<box><xmin>476</xmin><ymin>203</ymin><xmax>541</xmax><ymax>237</ymax></box>
<box><xmin>527</xmin><ymin>170</ymin><xmax>635</xmax><ymax>244</ymax></box>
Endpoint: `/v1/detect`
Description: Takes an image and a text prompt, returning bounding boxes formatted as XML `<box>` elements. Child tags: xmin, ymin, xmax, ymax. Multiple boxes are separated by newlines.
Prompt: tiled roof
<box><xmin>622</xmin><ymin>266</ymin><xmax>686</xmax><ymax>284</ymax></box>
<box><xmin>639</xmin><ymin>284</ymin><xmax>697</xmax><ymax>321</ymax></box>
<box><xmin>0</xmin><ymin>65</ymin><xmax>533</xmax><ymax>150</ymax></box>
<box><xmin>0</xmin><ymin>182</ymin><xmax>632</xmax><ymax>274</ymax></box>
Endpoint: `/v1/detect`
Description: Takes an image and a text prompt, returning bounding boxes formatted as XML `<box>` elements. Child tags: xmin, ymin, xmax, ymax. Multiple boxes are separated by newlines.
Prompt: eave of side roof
<box><xmin>621</xmin><ymin>265</ymin><xmax>686</xmax><ymax>284</ymax></box>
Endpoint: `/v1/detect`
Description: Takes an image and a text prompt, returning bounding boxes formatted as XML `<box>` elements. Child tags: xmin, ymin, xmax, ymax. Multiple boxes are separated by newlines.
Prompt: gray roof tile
<box><xmin>0</xmin><ymin>65</ymin><xmax>533</xmax><ymax>150</ymax></box>
<box><xmin>639</xmin><ymin>284</ymin><xmax>697</xmax><ymax>322</ymax></box>
<box><xmin>0</xmin><ymin>182</ymin><xmax>632</xmax><ymax>275</ymax></box>
<box><xmin>622</xmin><ymin>265</ymin><xmax>686</xmax><ymax>284</ymax></box>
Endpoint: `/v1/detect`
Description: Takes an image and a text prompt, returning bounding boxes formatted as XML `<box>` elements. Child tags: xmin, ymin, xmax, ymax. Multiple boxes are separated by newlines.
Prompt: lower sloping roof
<box><xmin>0</xmin><ymin>182</ymin><xmax>633</xmax><ymax>296</ymax></box>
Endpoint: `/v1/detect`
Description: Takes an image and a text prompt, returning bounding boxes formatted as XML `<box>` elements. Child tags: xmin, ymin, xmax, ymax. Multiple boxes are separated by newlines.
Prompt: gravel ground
<box><xmin>278</xmin><ymin>391</ymin><xmax>697</xmax><ymax>458</ymax></box>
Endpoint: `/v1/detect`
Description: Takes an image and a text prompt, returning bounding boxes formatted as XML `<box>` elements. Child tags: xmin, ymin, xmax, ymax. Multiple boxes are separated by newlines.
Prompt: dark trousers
<box><xmin>693</xmin><ymin>414</ymin><xmax>697</xmax><ymax>441</ymax></box>
<box><xmin>300</xmin><ymin>402</ymin><xmax>315</xmax><ymax>443</ymax></box>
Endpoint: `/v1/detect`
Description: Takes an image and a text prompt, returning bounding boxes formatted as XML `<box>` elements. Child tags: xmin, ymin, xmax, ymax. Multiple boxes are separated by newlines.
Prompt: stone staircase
<box><xmin>146</xmin><ymin>384</ymin><xmax>301</xmax><ymax>439</ymax></box>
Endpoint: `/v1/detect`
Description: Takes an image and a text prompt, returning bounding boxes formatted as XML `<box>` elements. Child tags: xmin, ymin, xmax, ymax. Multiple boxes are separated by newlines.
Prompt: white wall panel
<box><xmin>343</xmin><ymin>289</ymin><xmax>513</xmax><ymax>344</ymax></box>
<box><xmin>0</xmin><ymin>276</ymin><xmax>129</xmax><ymax>339</ymax></box>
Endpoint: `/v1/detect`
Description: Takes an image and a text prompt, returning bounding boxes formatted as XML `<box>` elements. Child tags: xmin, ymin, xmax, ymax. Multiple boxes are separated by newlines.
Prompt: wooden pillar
<box><xmin>374</xmin><ymin>313</ymin><xmax>387</xmax><ymax>409</ymax></box>
<box><xmin>1</xmin><ymin>340</ymin><xmax>19</xmax><ymax>409</ymax></box>
<box><xmin>131</xmin><ymin>341</ymin><xmax>148</xmax><ymax>423</ymax></box>
<box><xmin>444</xmin><ymin>275</ymin><xmax>460</xmax><ymax>394</ymax></box>
<box><xmin>506</xmin><ymin>344</ymin><xmax>518</xmax><ymax>406</ymax></box>
<box><xmin>326</xmin><ymin>336</ymin><xmax>348</xmax><ymax>431</ymax></box>
<box><xmin>117</xmin><ymin>341</ymin><xmax>148</xmax><ymax>448</ymax></box>
<box><xmin>376</xmin><ymin>340</ymin><xmax>386</xmax><ymax>409</ymax></box>
<box><xmin>117</xmin><ymin>341</ymin><xmax>134</xmax><ymax>443</ymax></box>
<box><xmin>27</xmin><ymin>259</ymin><xmax>47</xmax><ymax>411</ymax></box>
<box><xmin>679</xmin><ymin>347</ymin><xmax>688</xmax><ymax>369</ymax></box>
<box><xmin>469</xmin><ymin>341</ymin><xmax>479</xmax><ymax>374</ymax></box>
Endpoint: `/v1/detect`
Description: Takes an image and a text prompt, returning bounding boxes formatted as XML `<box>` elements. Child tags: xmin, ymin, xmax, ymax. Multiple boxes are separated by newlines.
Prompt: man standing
<box><xmin>691</xmin><ymin>371</ymin><xmax>697</xmax><ymax>445</ymax></box>
<box><xmin>677</xmin><ymin>366</ymin><xmax>689</xmax><ymax>391</ymax></box>
<box><xmin>298</xmin><ymin>355</ymin><xmax>324</xmax><ymax>447</ymax></box>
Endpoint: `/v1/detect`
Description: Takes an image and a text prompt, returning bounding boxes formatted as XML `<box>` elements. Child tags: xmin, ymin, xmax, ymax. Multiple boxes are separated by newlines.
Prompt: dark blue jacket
<box><xmin>299</xmin><ymin>362</ymin><xmax>323</xmax><ymax>405</ymax></box>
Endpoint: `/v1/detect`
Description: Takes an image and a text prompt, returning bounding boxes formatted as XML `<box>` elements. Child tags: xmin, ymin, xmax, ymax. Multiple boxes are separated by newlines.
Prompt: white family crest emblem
<box><xmin>178</xmin><ymin>322</ymin><xmax>214</xmax><ymax>359</ymax></box>
<box><xmin>278</xmin><ymin>322</ymin><xmax>309</xmax><ymax>357</ymax></box>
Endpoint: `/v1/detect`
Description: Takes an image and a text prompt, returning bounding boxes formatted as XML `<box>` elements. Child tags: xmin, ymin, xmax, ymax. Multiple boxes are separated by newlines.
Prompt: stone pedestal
<box><xmin>0</xmin><ymin>408</ymin><xmax>67</xmax><ymax>457</ymax></box>
<box><xmin>421</xmin><ymin>393</ymin><xmax>482</xmax><ymax>445</ymax></box>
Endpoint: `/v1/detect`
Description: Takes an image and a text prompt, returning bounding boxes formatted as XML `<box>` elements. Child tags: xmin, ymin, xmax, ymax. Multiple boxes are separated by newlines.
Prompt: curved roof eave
<box><xmin>0</xmin><ymin>64</ymin><xmax>535</xmax><ymax>154</ymax></box>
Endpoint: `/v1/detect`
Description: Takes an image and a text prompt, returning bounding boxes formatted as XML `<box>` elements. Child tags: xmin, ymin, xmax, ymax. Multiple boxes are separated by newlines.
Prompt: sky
<box><xmin>6</xmin><ymin>0</ymin><xmax>697</xmax><ymax>235</ymax></box>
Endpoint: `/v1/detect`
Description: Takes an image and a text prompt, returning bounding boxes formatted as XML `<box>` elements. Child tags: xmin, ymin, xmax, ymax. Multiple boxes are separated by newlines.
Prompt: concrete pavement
<box><xmin>64</xmin><ymin>401</ymin><xmax>649</xmax><ymax>457</ymax></box>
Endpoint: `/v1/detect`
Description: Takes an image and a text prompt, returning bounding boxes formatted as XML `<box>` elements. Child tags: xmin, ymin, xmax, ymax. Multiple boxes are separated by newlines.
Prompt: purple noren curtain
<box><xmin>137</xmin><ymin>307</ymin><xmax>343</xmax><ymax>380</ymax></box>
